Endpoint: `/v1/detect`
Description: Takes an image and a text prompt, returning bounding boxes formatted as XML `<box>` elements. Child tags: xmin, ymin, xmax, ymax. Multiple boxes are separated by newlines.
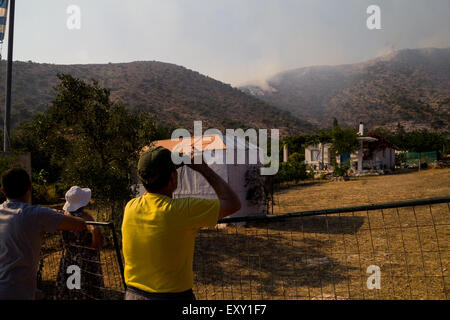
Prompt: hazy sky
<box><xmin>3</xmin><ymin>0</ymin><xmax>450</xmax><ymax>86</ymax></box>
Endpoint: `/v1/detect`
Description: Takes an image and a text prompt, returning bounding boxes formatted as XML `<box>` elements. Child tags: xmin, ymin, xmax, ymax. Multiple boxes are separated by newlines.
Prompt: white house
<box><xmin>304</xmin><ymin>143</ymin><xmax>333</xmax><ymax>171</ymax></box>
<box><xmin>305</xmin><ymin>123</ymin><xmax>396</xmax><ymax>172</ymax></box>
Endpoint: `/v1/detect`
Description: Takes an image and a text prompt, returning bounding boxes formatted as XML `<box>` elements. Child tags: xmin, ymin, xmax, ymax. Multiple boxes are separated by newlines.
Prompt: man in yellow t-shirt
<box><xmin>122</xmin><ymin>146</ymin><xmax>241</xmax><ymax>300</ymax></box>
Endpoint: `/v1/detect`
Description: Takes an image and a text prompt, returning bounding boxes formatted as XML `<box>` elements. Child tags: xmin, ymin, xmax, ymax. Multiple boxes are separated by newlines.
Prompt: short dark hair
<box><xmin>142</xmin><ymin>167</ymin><xmax>175</xmax><ymax>193</ymax></box>
<box><xmin>1</xmin><ymin>168</ymin><xmax>32</xmax><ymax>199</ymax></box>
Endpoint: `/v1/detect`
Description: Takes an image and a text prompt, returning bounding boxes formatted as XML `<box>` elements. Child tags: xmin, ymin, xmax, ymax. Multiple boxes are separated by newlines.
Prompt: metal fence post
<box><xmin>109</xmin><ymin>222</ymin><xmax>127</xmax><ymax>290</ymax></box>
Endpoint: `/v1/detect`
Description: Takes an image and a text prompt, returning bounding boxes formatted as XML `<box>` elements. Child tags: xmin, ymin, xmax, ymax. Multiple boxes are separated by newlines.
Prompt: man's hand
<box><xmin>186</xmin><ymin>146</ymin><xmax>209</xmax><ymax>172</ymax></box>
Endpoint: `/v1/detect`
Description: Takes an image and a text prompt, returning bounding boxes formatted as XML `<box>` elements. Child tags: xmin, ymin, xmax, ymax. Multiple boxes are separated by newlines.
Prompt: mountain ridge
<box><xmin>240</xmin><ymin>47</ymin><xmax>450</xmax><ymax>131</ymax></box>
<box><xmin>0</xmin><ymin>60</ymin><xmax>315</xmax><ymax>135</ymax></box>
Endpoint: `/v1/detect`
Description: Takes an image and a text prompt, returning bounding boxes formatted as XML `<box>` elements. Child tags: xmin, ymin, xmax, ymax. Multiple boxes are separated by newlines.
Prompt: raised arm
<box><xmin>57</xmin><ymin>215</ymin><xmax>87</xmax><ymax>232</ymax></box>
<box><xmin>188</xmin><ymin>162</ymin><xmax>241</xmax><ymax>220</ymax></box>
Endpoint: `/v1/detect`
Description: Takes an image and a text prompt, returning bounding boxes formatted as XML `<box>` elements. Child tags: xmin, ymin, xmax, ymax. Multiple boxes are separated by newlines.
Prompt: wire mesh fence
<box><xmin>37</xmin><ymin>222</ymin><xmax>125</xmax><ymax>300</ymax></box>
<box><xmin>37</xmin><ymin>197</ymin><xmax>449</xmax><ymax>300</ymax></box>
<box><xmin>193</xmin><ymin>197</ymin><xmax>450</xmax><ymax>300</ymax></box>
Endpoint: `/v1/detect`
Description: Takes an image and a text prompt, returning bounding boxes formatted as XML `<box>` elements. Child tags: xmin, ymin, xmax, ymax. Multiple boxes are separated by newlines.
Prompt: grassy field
<box><xmin>194</xmin><ymin>168</ymin><xmax>450</xmax><ymax>300</ymax></box>
<box><xmin>273</xmin><ymin>168</ymin><xmax>450</xmax><ymax>214</ymax></box>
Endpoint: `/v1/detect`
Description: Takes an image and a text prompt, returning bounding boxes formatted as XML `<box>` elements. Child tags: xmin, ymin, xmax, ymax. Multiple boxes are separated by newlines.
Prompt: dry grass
<box><xmin>193</xmin><ymin>168</ymin><xmax>450</xmax><ymax>300</ymax></box>
<box><xmin>274</xmin><ymin>168</ymin><xmax>450</xmax><ymax>214</ymax></box>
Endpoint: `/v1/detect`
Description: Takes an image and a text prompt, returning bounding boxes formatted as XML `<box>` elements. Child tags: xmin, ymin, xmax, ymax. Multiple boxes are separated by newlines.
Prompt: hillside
<box><xmin>241</xmin><ymin>47</ymin><xmax>450</xmax><ymax>131</ymax></box>
<box><xmin>0</xmin><ymin>60</ymin><xmax>315</xmax><ymax>135</ymax></box>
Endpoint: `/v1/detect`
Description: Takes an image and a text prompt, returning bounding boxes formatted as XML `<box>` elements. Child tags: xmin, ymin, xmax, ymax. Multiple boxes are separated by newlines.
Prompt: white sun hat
<box><xmin>63</xmin><ymin>186</ymin><xmax>92</xmax><ymax>212</ymax></box>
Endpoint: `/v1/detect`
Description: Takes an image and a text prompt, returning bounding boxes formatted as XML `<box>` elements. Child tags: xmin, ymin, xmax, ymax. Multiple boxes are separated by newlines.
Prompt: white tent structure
<box><xmin>138</xmin><ymin>134</ymin><xmax>268</xmax><ymax>222</ymax></box>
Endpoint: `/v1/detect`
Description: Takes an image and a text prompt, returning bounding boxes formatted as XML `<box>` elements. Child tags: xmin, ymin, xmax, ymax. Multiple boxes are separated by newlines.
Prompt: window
<box><xmin>312</xmin><ymin>150</ymin><xmax>320</xmax><ymax>161</ymax></box>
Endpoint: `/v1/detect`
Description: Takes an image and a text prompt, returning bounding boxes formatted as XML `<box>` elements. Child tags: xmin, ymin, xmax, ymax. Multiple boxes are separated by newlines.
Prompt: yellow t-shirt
<box><xmin>121</xmin><ymin>193</ymin><xmax>220</xmax><ymax>293</ymax></box>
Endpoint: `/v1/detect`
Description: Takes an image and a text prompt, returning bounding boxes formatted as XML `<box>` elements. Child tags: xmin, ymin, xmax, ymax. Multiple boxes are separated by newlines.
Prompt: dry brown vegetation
<box><xmin>242</xmin><ymin>47</ymin><xmax>450</xmax><ymax>131</ymax></box>
<box><xmin>193</xmin><ymin>168</ymin><xmax>450</xmax><ymax>300</ymax></box>
<box><xmin>0</xmin><ymin>60</ymin><xmax>313</xmax><ymax>135</ymax></box>
<box><xmin>273</xmin><ymin>168</ymin><xmax>450</xmax><ymax>214</ymax></box>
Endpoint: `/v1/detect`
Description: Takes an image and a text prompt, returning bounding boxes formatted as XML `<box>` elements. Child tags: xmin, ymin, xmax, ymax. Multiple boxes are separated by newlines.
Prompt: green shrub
<box><xmin>334</xmin><ymin>160</ymin><xmax>351</xmax><ymax>177</ymax></box>
<box><xmin>274</xmin><ymin>160</ymin><xmax>312</xmax><ymax>184</ymax></box>
<box><xmin>32</xmin><ymin>184</ymin><xmax>60</xmax><ymax>204</ymax></box>
<box><xmin>288</xmin><ymin>152</ymin><xmax>304</xmax><ymax>163</ymax></box>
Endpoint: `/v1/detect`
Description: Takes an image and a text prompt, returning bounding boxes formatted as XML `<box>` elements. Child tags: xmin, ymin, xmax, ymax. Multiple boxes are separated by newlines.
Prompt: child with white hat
<box><xmin>56</xmin><ymin>186</ymin><xmax>104</xmax><ymax>300</ymax></box>
<box><xmin>63</xmin><ymin>186</ymin><xmax>92</xmax><ymax>213</ymax></box>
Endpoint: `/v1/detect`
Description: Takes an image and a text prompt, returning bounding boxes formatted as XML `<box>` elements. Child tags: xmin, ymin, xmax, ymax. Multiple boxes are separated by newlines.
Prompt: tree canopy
<box><xmin>395</xmin><ymin>129</ymin><xmax>445</xmax><ymax>153</ymax></box>
<box><xmin>12</xmin><ymin>74</ymin><xmax>170</xmax><ymax>206</ymax></box>
<box><xmin>330</xmin><ymin>126</ymin><xmax>359</xmax><ymax>156</ymax></box>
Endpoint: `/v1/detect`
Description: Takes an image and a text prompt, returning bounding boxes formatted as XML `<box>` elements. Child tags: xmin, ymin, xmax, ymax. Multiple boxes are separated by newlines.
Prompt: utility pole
<box><xmin>4</xmin><ymin>0</ymin><xmax>15</xmax><ymax>152</ymax></box>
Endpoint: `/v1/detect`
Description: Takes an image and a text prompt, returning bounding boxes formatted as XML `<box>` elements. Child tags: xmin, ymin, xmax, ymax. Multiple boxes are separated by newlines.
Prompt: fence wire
<box><xmin>193</xmin><ymin>197</ymin><xmax>450</xmax><ymax>300</ymax></box>
<box><xmin>37</xmin><ymin>222</ymin><xmax>125</xmax><ymax>300</ymax></box>
<box><xmin>37</xmin><ymin>197</ymin><xmax>449</xmax><ymax>300</ymax></box>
